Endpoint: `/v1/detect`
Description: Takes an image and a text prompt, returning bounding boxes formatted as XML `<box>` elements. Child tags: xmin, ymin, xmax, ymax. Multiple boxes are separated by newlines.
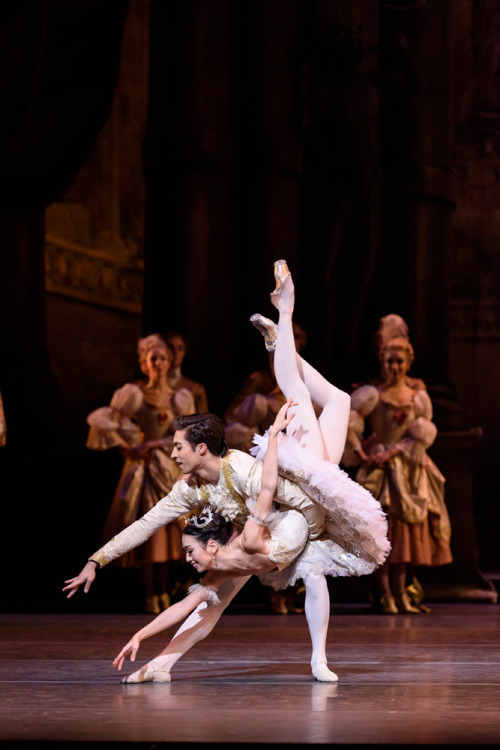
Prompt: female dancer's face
<box><xmin>383</xmin><ymin>347</ymin><xmax>409</xmax><ymax>383</ymax></box>
<box><xmin>182</xmin><ymin>534</ymin><xmax>213</xmax><ymax>572</ymax></box>
<box><xmin>145</xmin><ymin>346</ymin><xmax>170</xmax><ymax>382</ymax></box>
<box><xmin>166</xmin><ymin>335</ymin><xmax>187</xmax><ymax>368</ymax></box>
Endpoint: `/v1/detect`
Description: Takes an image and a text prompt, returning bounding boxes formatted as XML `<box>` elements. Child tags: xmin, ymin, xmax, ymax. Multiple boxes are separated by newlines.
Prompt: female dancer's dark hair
<box><xmin>183</xmin><ymin>512</ymin><xmax>232</xmax><ymax>546</ymax></box>
<box><xmin>173</xmin><ymin>413</ymin><xmax>228</xmax><ymax>456</ymax></box>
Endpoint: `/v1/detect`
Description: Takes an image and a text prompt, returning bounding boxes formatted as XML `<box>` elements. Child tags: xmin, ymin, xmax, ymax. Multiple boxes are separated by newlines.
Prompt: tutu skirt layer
<box><xmin>250</xmin><ymin>432</ymin><xmax>390</xmax><ymax>589</ymax></box>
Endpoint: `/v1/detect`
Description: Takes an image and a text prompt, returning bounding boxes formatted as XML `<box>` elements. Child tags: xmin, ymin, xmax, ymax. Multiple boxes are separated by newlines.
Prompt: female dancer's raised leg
<box><xmin>265</xmin><ymin>260</ymin><xmax>343</xmax><ymax>682</ymax></box>
<box><xmin>273</xmin><ymin>284</ymin><xmax>326</xmax><ymax>459</ymax></box>
<box><xmin>252</xmin><ymin>263</ymin><xmax>350</xmax><ymax>463</ymax></box>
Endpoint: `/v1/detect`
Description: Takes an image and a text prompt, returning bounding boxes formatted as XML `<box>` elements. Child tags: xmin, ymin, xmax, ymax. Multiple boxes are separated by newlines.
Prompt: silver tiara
<box><xmin>186</xmin><ymin>507</ymin><xmax>214</xmax><ymax>528</ymax></box>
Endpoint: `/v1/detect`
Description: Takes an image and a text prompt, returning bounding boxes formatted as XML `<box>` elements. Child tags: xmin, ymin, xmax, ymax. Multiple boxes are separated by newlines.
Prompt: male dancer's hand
<box><xmin>62</xmin><ymin>561</ymin><xmax>99</xmax><ymax>598</ymax></box>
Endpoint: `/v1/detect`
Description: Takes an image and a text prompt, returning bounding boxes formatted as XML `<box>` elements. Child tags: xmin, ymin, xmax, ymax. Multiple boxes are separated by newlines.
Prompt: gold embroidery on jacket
<box><xmin>220</xmin><ymin>454</ymin><xmax>248</xmax><ymax>515</ymax></box>
<box><xmin>89</xmin><ymin>550</ymin><xmax>108</xmax><ymax>567</ymax></box>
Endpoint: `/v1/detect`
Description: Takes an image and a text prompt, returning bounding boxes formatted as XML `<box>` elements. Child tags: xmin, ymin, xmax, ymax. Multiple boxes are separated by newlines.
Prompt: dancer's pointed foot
<box><xmin>311</xmin><ymin>657</ymin><xmax>339</xmax><ymax>683</ymax></box>
<box><xmin>270</xmin><ymin>260</ymin><xmax>294</xmax><ymax>315</ymax></box>
<box><xmin>145</xmin><ymin>595</ymin><xmax>161</xmax><ymax>614</ymax></box>
<box><xmin>250</xmin><ymin>313</ymin><xmax>277</xmax><ymax>352</ymax></box>
<box><xmin>396</xmin><ymin>592</ymin><xmax>423</xmax><ymax>614</ymax></box>
<box><xmin>160</xmin><ymin>592</ymin><xmax>171</xmax><ymax>610</ymax></box>
<box><xmin>121</xmin><ymin>660</ymin><xmax>171</xmax><ymax>684</ymax></box>
<box><xmin>379</xmin><ymin>594</ymin><xmax>398</xmax><ymax>615</ymax></box>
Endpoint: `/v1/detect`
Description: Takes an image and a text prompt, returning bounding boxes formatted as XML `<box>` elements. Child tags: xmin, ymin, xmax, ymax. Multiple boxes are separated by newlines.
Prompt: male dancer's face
<box><xmin>172</xmin><ymin>430</ymin><xmax>205</xmax><ymax>474</ymax></box>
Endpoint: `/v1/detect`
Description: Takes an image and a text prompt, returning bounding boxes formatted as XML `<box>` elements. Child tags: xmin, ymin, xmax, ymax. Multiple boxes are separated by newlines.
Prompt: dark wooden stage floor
<box><xmin>1</xmin><ymin>603</ymin><xmax>499</xmax><ymax>748</ymax></box>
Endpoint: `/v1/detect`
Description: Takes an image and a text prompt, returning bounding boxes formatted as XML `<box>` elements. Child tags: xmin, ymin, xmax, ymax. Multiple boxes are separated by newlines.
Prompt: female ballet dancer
<box><xmin>113</xmin><ymin>397</ymin><xmax>303</xmax><ymax>680</ymax></box>
<box><xmin>110</xmin><ymin>261</ymin><xmax>390</xmax><ymax>684</ymax></box>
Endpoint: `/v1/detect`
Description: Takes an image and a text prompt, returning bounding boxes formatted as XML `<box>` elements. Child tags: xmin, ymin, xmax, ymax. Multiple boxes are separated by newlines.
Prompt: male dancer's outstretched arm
<box><xmin>63</xmin><ymin>483</ymin><xmax>201</xmax><ymax>598</ymax></box>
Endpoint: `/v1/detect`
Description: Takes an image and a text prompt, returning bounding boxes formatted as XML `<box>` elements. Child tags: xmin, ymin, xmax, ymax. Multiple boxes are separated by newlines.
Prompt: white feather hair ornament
<box><xmin>185</xmin><ymin>507</ymin><xmax>214</xmax><ymax>528</ymax></box>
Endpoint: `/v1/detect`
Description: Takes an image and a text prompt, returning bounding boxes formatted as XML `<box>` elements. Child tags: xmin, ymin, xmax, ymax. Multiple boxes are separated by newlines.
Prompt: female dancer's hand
<box><xmin>269</xmin><ymin>396</ymin><xmax>297</xmax><ymax>436</ymax></box>
<box><xmin>113</xmin><ymin>634</ymin><xmax>141</xmax><ymax>671</ymax></box>
<box><xmin>363</xmin><ymin>447</ymin><xmax>399</xmax><ymax>467</ymax></box>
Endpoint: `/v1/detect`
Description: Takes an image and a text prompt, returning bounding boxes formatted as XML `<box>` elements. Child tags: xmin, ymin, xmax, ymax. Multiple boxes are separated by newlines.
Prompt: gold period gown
<box><xmin>343</xmin><ymin>384</ymin><xmax>452</xmax><ymax>566</ymax></box>
<box><xmin>86</xmin><ymin>382</ymin><xmax>195</xmax><ymax>567</ymax></box>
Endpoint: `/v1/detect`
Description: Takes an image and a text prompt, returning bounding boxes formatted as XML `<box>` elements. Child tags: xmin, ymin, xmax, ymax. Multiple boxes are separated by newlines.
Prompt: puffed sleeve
<box><xmin>86</xmin><ymin>383</ymin><xmax>143</xmax><ymax>450</ymax></box>
<box><xmin>229</xmin><ymin>393</ymin><xmax>269</xmax><ymax>428</ymax></box>
<box><xmin>404</xmin><ymin>390</ymin><xmax>437</xmax><ymax>449</ymax></box>
<box><xmin>342</xmin><ymin>385</ymin><xmax>379</xmax><ymax>467</ymax></box>
<box><xmin>172</xmin><ymin>387</ymin><xmax>196</xmax><ymax>416</ymax></box>
<box><xmin>89</xmin><ymin>480</ymin><xmax>202</xmax><ymax>567</ymax></box>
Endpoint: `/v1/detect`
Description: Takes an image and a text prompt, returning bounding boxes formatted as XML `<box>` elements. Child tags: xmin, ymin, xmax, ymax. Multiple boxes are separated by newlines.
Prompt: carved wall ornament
<box><xmin>45</xmin><ymin>236</ymin><xmax>143</xmax><ymax>313</ymax></box>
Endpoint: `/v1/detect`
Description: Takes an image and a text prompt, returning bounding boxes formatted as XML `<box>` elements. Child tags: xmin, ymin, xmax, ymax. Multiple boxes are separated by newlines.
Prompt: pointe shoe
<box><xmin>121</xmin><ymin>659</ymin><xmax>171</xmax><ymax>684</ymax></box>
<box><xmin>121</xmin><ymin>669</ymin><xmax>171</xmax><ymax>684</ymax></box>
<box><xmin>270</xmin><ymin>260</ymin><xmax>294</xmax><ymax>313</ymax></box>
<box><xmin>250</xmin><ymin>313</ymin><xmax>277</xmax><ymax>352</ymax></box>
<box><xmin>379</xmin><ymin>594</ymin><xmax>399</xmax><ymax>615</ymax></box>
<box><xmin>145</xmin><ymin>595</ymin><xmax>161</xmax><ymax>614</ymax></box>
<box><xmin>311</xmin><ymin>657</ymin><xmax>339</xmax><ymax>683</ymax></box>
<box><xmin>405</xmin><ymin>580</ymin><xmax>430</xmax><ymax>612</ymax></box>
<box><xmin>396</xmin><ymin>592</ymin><xmax>423</xmax><ymax>614</ymax></box>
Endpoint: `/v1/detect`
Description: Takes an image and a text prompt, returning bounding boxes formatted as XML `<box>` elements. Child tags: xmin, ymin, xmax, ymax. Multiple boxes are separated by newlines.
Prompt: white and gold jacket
<box><xmin>89</xmin><ymin>449</ymin><xmax>324</xmax><ymax>567</ymax></box>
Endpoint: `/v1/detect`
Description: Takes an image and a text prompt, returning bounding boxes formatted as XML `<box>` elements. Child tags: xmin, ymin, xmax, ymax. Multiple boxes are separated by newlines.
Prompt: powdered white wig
<box><xmin>374</xmin><ymin>314</ymin><xmax>414</xmax><ymax>364</ymax></box>
<box><xmin>378</xmin><ymin>314</ymin><xmax>409</xmax><ymax>342</ymax></box>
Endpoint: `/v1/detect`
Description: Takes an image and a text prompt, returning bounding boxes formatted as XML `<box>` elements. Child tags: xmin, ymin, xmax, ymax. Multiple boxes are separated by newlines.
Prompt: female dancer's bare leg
<box><xmin>122</xmin><ymin>576</ymin><xmax>250</xmax><ymax>682</ymax></box>
<box><xmin>270</xmin><ymin>260</ymin><xmax>347</xmax><ymax>682</ymax></box>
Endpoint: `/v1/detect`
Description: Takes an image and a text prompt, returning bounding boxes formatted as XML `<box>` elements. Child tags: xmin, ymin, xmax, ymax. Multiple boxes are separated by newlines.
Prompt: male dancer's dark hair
<box><xmin>173</xmin><ymin>413</ymin><xmax>228</xmax><ymax>456</ymax></box>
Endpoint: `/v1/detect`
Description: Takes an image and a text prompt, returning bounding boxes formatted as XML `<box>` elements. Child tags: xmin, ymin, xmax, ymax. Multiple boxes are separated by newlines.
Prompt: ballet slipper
<box><xmin>160</xmin><ymin>592</ymin><xmax>171</xmax><ymax>610</ymax></box>
<box><xmin>379</xmin><ymin>594</ymin><xmax>398</xmax><ymax>615</ymax></box>
<box><xmin>145</xmin><ymin>595</ymin><xmax>161</xmax><ymax>614</ymax></box>
<box><xmin>121</xmin><ymin>659</ymin><xmax>171</xmax><ymax>684</ymax></box>
<box><xmin>270</xmin><ymin>260</ymin><xmax>294</xmax><ymax>314</ymax></box>
<box><xmin>311</xmin><ymin>657</ymin><xmax>338</xmax><ymax>683</ymax></box>
<box><xmin>250</xmin><ymin>313</ymin><xmax>277</xmax><ymax>351</ymax></box>
<box><xmin>396</xmin><ymin>592</ymin><xmax>423</xmax><ymax>614</ymax></box>
<box><xmin>270</xmin><ymin>590</ymin><xmax>288</xmax><ymax>615</ymax></box>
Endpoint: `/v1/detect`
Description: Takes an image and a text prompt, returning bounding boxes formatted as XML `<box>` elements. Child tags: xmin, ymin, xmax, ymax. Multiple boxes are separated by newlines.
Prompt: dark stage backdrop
<box><xmin>0</xmin><ymin>0</ymin><xmax>498</xmax><ymax>612</ymax></box>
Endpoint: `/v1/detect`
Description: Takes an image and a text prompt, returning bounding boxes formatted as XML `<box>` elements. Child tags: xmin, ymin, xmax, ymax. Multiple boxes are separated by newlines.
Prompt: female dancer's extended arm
<box><xmin>255</xmin><ymin>397</ymin><xmax>296</xmax><ymax>518</ymax></box>
<box><xmin>239</xmin><ymin>398</ymin><xmax>296</xmax><ymax>555</ymax></box>
<box><xmin>112</xmin><ymin>572</ymin><xmax>229</xmax><ymax>671</ymax></box>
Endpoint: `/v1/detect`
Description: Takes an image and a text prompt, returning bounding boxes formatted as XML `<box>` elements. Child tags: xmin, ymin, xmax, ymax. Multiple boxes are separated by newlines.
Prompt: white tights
<box><xmin>139</xmin><ymin>577</ymin><xmax>250</xmax><ymax>676</ymax></box>
<box><xmin>136</xmin><ymin>270</ymin><xmax>346</xmax><ymax>682</ymax></box>
<box><xmin>143</xmin><ymin>572</ymin><xmax>336</xmax><ymax>681</ymax></box>
<box><xmin>304</xmin><ymin>572</ymin><xmax>331</xmax><ymax>662</ymax></box>
<box><xmin>272</xmin><ymin>277</ymin><xmax>348</xmax><ymax>680</ymax></box>
<box><xmin>274</xmin><ymin>316</ymin><xmax>350</xmax><ymax>464</ymax></box>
